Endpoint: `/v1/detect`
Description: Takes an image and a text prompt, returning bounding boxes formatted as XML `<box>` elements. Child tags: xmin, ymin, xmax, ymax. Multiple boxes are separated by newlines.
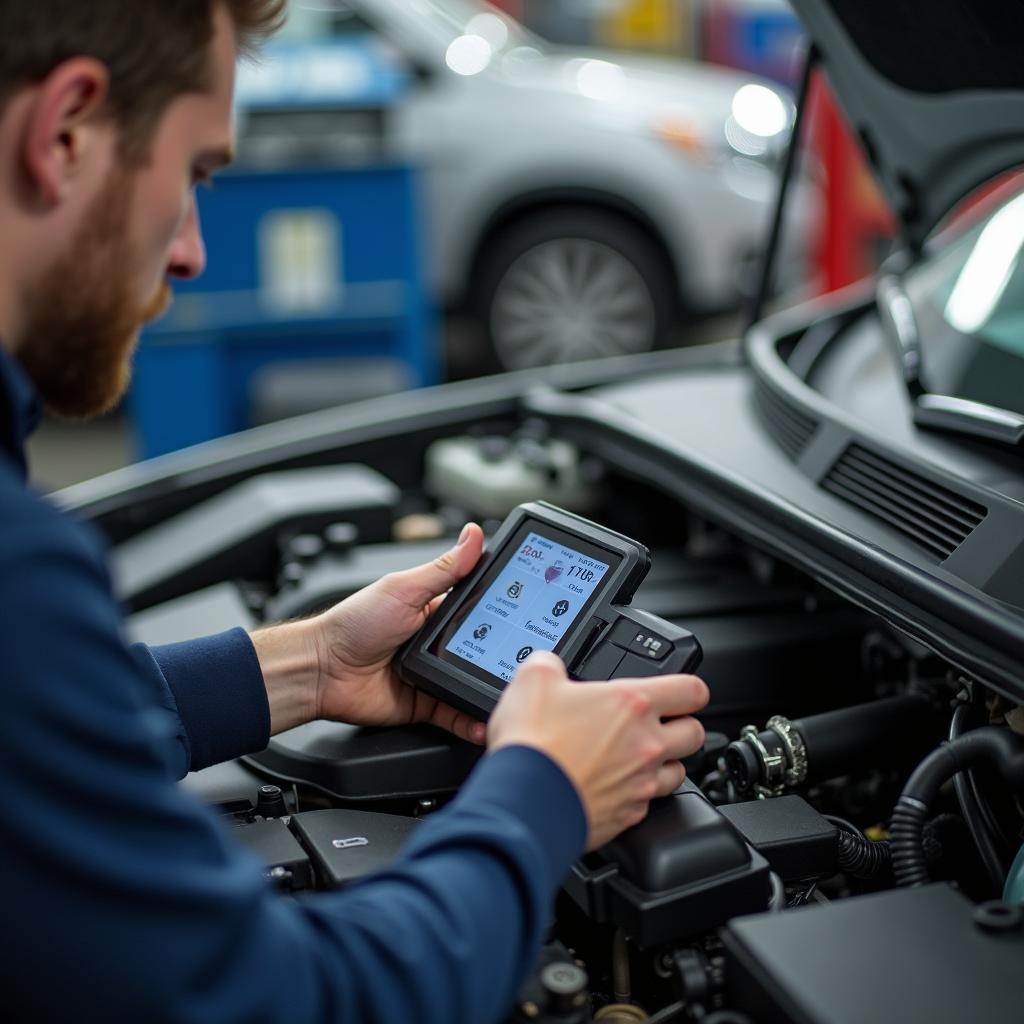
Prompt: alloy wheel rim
<box><xmin>490</xmin><ymin>237</ymin><xmax>657</xmax><ymax>369</ymax></box>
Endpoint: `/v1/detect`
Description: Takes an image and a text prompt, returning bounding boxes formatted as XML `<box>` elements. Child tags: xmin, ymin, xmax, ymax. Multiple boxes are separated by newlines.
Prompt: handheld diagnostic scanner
<box><xmin>395</xmin><ymin>502</ymin><xmax>702</xmax><ymax>719</ymax></box>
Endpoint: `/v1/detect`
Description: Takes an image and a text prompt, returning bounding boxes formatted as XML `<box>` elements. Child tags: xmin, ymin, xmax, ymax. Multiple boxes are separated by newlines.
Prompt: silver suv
<box><xmin>239</xmin><ymin>0</ymin><xmax>814</xmax><ymax>369</ymax></box>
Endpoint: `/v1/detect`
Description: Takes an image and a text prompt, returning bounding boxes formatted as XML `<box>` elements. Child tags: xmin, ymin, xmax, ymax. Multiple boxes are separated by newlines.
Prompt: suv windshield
<box><xmin>903</xmin><ymin>181</ymin><xmax>1024</xmax><ymax>417</ymax></box>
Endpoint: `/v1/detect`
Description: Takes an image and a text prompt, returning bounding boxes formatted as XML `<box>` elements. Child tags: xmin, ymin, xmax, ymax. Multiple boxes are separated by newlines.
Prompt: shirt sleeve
<box><xmin>1</xmin><ymin>493</ymin><xmax>587</xmax><ymax>1023</ymax></box>
<box><xmin>137</xmin><ymin>628</ymin><xmax>271</xmax><ymax>775</ymax></box>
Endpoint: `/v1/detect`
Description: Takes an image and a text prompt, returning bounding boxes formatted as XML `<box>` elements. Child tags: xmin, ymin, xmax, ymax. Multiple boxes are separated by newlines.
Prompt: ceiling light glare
<box><xmin>731</xmin><ymin>84</ymin><xmax>788</xmax><ymax>138</ymax></box>
<box><xmin>465</xmin><ymin>12</ymin><xmax>509</xmax><ymax>50</ymax></box>
<box><xmin>446</xmin><ymin>34</ymin><xmax>493</xmax><ymax>76</ymax></box>
<box><xmin>575</xmin><ymin>59</ymin><xmax>625</xmax><ymax>102</ymax></box>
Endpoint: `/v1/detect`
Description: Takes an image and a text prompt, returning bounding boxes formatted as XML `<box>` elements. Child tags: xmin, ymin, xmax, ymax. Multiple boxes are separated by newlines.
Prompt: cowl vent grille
<box><xmin>822</xmin><ymin>444</ymin><xmax>987</xmax><ymax>559</ymax></box>
<box><xmin>755</xmin><ymin>379</ymin><xmax>818</xmax><ymax>460</ymax></box>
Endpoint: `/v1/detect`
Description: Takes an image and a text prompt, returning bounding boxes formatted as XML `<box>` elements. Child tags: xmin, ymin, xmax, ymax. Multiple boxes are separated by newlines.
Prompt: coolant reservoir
<box><xmin>425</xmin><ymin>435</ymin><xmax>599</xmax><ymax>519</ymax></box>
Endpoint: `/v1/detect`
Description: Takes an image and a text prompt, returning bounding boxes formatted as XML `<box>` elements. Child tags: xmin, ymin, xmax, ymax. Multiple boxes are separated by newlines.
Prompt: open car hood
<box><xmin>790</xmin><ymin>0</ymin><xmax>1024</xmax><ymax>249</ymax></box>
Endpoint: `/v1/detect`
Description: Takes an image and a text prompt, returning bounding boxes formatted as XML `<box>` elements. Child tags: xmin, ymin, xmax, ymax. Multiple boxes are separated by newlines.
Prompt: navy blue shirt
<box><xmin>0</xmin><ymin>345</ymin><xmax>586</xmax><ymax>1022</ymax></box>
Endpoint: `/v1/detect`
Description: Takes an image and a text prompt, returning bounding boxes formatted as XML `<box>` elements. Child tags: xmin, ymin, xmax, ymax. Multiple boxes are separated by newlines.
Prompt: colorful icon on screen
<box><xmin>544</xmin><ymin>561</ymin><xmax>565</xmax><ymax>583</ymax></box>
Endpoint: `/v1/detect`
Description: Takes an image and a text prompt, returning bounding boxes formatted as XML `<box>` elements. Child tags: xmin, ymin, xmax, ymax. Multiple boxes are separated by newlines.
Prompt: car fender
<box><xmin>429</xmin><ymin>151</ymin><xmax>704</xmax><ymax>309</ymax></box>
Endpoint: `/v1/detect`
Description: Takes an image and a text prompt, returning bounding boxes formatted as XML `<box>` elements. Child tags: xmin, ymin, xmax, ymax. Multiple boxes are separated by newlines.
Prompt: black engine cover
<box><xmin>722</xmin><ymin>884</ymin><xmax>1024</xmax><ymax>1024</ymax></box>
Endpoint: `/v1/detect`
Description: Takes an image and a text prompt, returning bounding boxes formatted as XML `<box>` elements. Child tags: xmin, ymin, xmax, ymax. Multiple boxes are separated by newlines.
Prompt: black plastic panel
<box><xmin>789</xmin><ymin>0</ymin><xmax>1024</xmax><ymax>247</ymax></box>
<box><xmin>113</xmin><ymin>465</ymin><xmax>399</xmax><ymax>609</ymax></box>
<box><xmin>821</xmin><ymin>443</ymin><xmax>987</xmax><ymax>560</ymax></box>
<box><xmin>564</xmin><ymin>782</ymin><xmax>772</xmax><ymax>949</ymax></box>
<box><xmin>603</xmin><ymin>787</ymin><xmax>751</xmax><ymax>891</ymax></box>
<box><xmin>264</xmin><ymin>539</ymin><xmax>451</xmax><ymax>620</ymax></box>
<box><xmin>826</xmin><ymin>0</ymin><xmax>1024</xmax><ymax>93</ymax></box>
<box><xmin>720</xmin><ymin>797</ymin><xmax>838</xmax><ymax>882</ymax></box>
<box><xmin>722</xmin><ymin>884</ymin><xmax>1024</xmax><ymax>1024</ymax></box>
<box><xmin>291</xmin><ymin>809</ymin><xmax>420</xmax><ymax>888</ymax></box>
<box><xmin>230</xmin><ymin>819</ymin><xmax>313</xmax><ymax>892</ymax></box>
<box><xmin>754</xmin><ymin>375</ymin><xmax>818</xmax><ymax>461</ymax></box>
<box><xmin>244</xmin><ymin>722</ymin><xmax>482</xmax><ymax>802</ymax></box>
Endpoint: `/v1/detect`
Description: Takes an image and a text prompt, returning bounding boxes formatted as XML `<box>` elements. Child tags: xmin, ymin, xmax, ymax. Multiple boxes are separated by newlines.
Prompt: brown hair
<box><xmin>0</xmin><ymin>0</ymin><xmax>286</xmax><ymax>160</ymax></box>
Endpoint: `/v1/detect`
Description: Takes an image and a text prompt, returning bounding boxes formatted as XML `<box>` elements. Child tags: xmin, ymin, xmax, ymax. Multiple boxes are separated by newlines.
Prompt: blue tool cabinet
<box><xmin>131</xmin><ymin>40</ymin><xmax>436</xmax><ymax>458</ymax></box>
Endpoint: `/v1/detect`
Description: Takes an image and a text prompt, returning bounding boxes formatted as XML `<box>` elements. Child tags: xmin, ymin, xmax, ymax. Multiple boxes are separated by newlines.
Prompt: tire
<box><xmin>474</xmin><ymin>207</ymin><xmax>677</xmax><ymax>371</ymax></box>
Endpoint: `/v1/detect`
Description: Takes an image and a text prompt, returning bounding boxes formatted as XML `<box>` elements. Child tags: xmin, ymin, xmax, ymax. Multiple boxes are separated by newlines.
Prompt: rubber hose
<box><xmin>949</xmin><ymin>705</ymin><xmax>1005</xmax><ymax>893</ymax></box>
<box><xmin>892</xmin><ymin>727</ymin><xmax>1024</xmax><ymax>887</ymax></box>
<box><xmin>890</xmin><ymin>799</ymin><xmax>931</xmax><ymax>886</ymax></box>
<box><xmin>611</xmin><ymin>929</ymin><xmax>630</xmax><ymax>1004</ymax></box>
<box><xmin>646</xmin><ymin>1003</ymin><xmax>687</xmax><ymax>1024</ymax></box>
<box><xmin>837</xmin><ymin>830</ymin><xmax>892</xmax><ymax>879</ymax></box>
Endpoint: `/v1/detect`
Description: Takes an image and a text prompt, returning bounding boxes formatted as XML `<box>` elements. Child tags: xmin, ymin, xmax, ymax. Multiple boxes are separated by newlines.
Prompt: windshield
<box><xmin>904</xmin><ymin>179</ymin><xmax>1024</xmax><ymax>417</ymax></box>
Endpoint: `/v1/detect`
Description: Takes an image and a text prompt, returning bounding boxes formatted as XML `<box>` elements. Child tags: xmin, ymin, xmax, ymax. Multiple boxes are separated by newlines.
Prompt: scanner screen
<box><xmin>444</xmin><ymin>531</ymin><xmax>610</xmax><ymax>683</ymax></box>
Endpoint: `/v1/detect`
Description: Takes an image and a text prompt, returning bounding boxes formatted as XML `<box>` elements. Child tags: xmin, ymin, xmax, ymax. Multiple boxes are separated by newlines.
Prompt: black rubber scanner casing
<box><xmin>563</xmin><ymin>781</ymin><xmax>771</xmax><ymax>948</ymax></box>
<box><xmin>396</xmin><ymin>502</ymin><xmax>701</xmax><ymax>720</ymax></box>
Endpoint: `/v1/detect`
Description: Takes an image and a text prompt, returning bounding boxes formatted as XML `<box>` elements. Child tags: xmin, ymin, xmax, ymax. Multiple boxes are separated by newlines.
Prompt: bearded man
<box><xmin>0</xmin><ymin>3</ymin><xmax>708</xmax><ymax>1020</ymax></box>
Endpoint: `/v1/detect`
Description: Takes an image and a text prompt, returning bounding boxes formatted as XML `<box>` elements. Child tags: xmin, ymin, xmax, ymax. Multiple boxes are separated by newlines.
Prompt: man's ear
<box><xmin>22</xmin><ymin>57</ymin><xmax>111</xmax><ymax>207</ymax></box>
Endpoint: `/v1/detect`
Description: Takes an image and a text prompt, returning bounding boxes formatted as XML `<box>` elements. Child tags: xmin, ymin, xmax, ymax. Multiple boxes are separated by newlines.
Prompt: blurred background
<box><xmin>29</xmin><ymin>0</ymin><xmax>895</xmax><ymax>490</ymax></box>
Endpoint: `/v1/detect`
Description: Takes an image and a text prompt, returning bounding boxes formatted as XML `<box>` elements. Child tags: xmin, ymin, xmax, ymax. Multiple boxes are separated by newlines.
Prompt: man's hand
<box><xmin>488</xmin><ymin>652</ymin><xmax>708</xmax><ymax>849</ymax></box>
<box><xmin>251</xmin><ymin>525</ymin><xmax>486</xmax><ymax>742</ymax></box>
<box><xmin>310</xmin><ymin>523</ymin><xmax>486</xmax><ymax>743</ymax></box>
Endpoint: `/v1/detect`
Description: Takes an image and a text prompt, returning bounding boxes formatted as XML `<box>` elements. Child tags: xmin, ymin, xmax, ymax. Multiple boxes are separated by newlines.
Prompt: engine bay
<box><xmin>120</xmin><ymin>416</ymin><xmax>1024</xmax><ymax>1024</ymax></box>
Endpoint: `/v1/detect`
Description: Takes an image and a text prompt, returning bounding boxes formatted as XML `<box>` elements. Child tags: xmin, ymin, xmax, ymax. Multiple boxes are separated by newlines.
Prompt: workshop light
<box><xmin>465</xmin><ymin>12</ymin><xmax>509</xmax><ymax>51</ymax></box>
<box><xmin>573</xmin><ymin>59</ymin><xmax>625</xmax><ymax>102</ymax></box>
<box><xmin>446</xmin><ymin>34</ymin><xmax>493</xmax><ymax>76</ymax></box>
<box><xmin>731</xmin><ymin>84</ymin><xmax>789</xmax><ymax>138</ymax></box>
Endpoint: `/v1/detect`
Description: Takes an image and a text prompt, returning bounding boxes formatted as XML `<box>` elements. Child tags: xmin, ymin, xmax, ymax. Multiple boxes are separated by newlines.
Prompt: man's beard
<box><xmin>17</xmin><ymin>169</ymin><xmax>172</xmax><ymax>420</ymax></box>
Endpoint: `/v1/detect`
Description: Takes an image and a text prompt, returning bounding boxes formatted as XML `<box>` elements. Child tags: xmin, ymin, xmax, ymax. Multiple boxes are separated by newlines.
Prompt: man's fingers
<box><xmin>633</xmin><ymin>674</ymin><xmax>709</xmax><ymax>717</ymax></box>
<box><xmin>430</xmin><ymin>700</ymin><xmax>487</xmax><ymax>745</ymax></box>
<box><xmin>660</xmin><ymin>715</ymin><xmax>706</xmax><ymax>761</ymax></box>
<box><xmin>654</xmin><ymin>759</ymin><xmax>687</xmax><ymax>797</ymax></box>
<box><xmin>516</xmin><ymin>650</ymin><xmax>567</xmax><ymax>680</ymax></box>
<box><xmin>385</xmin><ymin>523</ymin><xmax>484</xmax><ymax>610</ymax></box>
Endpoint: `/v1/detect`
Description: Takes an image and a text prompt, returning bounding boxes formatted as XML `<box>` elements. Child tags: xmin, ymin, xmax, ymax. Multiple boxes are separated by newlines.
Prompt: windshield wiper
<box><xmin>914</xmin><ymin>394</ymin><xmax>1024</xmax><ymax>446</ymax></box>
<box><xmin>876</xmin><ymin>274</ymin><xmax>925</xmax><ymax>398</ymax></box>
<box><xmin>876</xmin><ymin>274</ymin><xmax>1024</xmax><ymax>446</ymax></box>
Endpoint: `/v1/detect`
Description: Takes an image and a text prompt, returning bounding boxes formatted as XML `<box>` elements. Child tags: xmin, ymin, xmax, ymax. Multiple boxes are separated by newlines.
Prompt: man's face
<box><xmin>18</xmin><ymin>6</ymin><xmax>237</xmax><ymax>419</ymax></box>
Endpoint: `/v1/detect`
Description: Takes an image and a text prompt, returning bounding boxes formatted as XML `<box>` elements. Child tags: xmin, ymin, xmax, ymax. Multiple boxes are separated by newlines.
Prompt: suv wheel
<box><xmin>476</xmin><ymin>208</ymin><xmax>676</xmax><ymax>371</ymax></box>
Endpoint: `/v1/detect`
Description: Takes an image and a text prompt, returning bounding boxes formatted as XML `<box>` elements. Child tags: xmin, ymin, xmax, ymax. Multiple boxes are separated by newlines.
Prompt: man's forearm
<box><xmin>250</xmin><ymin>619</ymin><xmax>320</xmax><ymax>735</ymax></box>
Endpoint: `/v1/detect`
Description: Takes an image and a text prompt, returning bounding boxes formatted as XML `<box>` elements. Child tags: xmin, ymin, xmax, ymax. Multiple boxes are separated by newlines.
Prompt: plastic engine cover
<box><xmin>722</xmin><ymin>883</ymin><xmax>1024</xmax><ymax>1024</ymax></box>
<box><xmin>563</xmin><ymin>781</ymin><xmax>771</xmax><ymax>947</ymax></box>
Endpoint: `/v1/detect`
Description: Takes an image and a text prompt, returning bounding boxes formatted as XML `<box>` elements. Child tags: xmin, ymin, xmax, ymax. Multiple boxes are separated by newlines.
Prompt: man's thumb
<box><xmin>387</xmin><ymin>523</ymin><xmax>483</xmax><ymax>609</ymax></box>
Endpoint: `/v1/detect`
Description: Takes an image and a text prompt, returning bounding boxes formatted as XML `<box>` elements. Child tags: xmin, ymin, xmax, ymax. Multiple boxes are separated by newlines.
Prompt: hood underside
<box><xmin>790</xmin><ymin>0</ymin><xmax>1024</xmax><ymax>250</ymax></box>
